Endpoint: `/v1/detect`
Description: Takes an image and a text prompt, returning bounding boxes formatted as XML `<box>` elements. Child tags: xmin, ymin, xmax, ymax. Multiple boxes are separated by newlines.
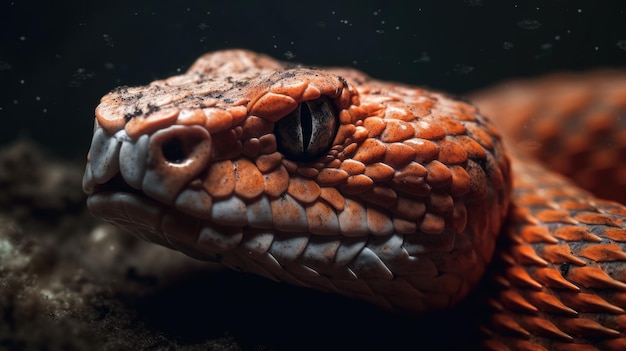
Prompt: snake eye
<box><xmin>274</xmin><ymin>96</ymin><xmax>338</xmax><ymax>162</ymax></box>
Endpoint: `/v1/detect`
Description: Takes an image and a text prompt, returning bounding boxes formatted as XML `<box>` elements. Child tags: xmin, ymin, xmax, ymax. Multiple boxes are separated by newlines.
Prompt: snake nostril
<box><xmin>161</xmin><ymin>137</ymin><xmax>187</xmax><ymax>164</ymax></box>
<box><xmin>143</xmin><ymin>125</ymin><xmax>212</xmax><ymax>204</ymax></box>
<box><xmin>156</xmin><ymin>128</ymin><xmax>211</xmax><ymax>167</ymax></box>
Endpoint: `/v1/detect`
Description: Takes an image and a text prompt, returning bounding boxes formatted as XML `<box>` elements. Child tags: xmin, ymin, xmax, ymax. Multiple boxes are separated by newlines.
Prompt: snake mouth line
<box><xmin>89</xmin><ymin>173</ymin><xmax>141</xmax><ymax>196</ymax></box>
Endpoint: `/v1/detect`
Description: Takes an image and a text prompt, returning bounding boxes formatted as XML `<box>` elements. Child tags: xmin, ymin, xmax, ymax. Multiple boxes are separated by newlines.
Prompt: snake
<box><xmin>82</xmin><ymin>50</ymin><xmax>626</xmax><ymax>350</ymax></box>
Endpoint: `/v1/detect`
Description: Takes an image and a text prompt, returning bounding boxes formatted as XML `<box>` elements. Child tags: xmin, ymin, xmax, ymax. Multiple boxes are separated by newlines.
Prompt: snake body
<box><xmin>83</xmin><ymin>50</ymin><xmax>626</xmax><ymax>349</ymax></box>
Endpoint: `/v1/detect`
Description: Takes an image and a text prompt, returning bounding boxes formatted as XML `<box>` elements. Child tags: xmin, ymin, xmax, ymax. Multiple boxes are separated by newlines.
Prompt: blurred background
<box><xmin>2</xmin><ymin>0</ymin><xmax>625</xmax><ymax>159</ymax></box>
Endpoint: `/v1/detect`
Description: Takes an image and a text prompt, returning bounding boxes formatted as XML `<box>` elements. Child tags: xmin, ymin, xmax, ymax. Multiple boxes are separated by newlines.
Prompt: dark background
<box><xmin>1</xmin><ymin>0</ymin><xmax>626</xmax><ymax>159</ymax></box>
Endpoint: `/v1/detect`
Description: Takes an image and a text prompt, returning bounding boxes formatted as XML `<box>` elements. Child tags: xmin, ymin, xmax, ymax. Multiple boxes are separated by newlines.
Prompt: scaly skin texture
<box><xmin>82</xmin><ymin>50</ymin><xmax>626</xmax><ymax>349</ymax></box>
<box><xmin>471</xmin><ymin>70</ymin><xmax>626</xmax><ymax>205</ymax></box>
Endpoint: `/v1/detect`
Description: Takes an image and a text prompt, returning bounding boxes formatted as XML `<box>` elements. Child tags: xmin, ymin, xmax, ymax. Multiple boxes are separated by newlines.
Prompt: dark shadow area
<box><xmin>132</xmin><ymin>269</ymin><xmax>480</xmax><ymax>351</ymax></box>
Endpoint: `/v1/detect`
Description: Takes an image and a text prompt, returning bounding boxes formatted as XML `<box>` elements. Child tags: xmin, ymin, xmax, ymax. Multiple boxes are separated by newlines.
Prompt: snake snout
<box><xmin>141</xmin><ymin>125</ymin><xmax>212</xmax><ymax>204</ymax></box>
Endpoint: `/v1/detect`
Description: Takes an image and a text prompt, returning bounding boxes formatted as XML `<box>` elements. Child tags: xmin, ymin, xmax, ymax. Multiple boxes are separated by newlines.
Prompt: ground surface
<box><xmin>0</xmin><ymin>140</ymin><xmax>474</xmax><ymax>351</ymax></box>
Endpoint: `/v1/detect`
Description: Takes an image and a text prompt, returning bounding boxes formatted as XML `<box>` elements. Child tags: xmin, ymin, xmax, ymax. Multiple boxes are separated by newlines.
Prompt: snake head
<box><xmin>83</xmin><ymin>49</ymin><xmax>511</xmax><ymax>314</ymax></box>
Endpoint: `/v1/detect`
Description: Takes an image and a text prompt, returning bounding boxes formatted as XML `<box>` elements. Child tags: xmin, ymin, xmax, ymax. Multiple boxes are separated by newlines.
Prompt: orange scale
<box><xmin>233</xmin><ymin>159</ymin><xmax>265</xmax><ymax>200</ymax></box>
<box><xmin>203</xmin><ymin>160</ymin><xmax>235</xmax><ymax>198</ymax></box>
<box><xmin>363</xmin><ymin>117</ymin><xmax>387</xmax><ymax>138</ymax></box>
<box><xmin>341</xmin><ymin>174</ymin><xmax>374</xmax><ymax>194</ymax></box>
<box><xmin>125</xmin><ymin>107</ymin><xmax>180</xmax><ymax>139</ymax></box>
<box><xmin>301</xmin><ymin>84</ymin><xmax>322</xmax><ymax>101</ymax></box>
<box><xmin>447</xmin><ymin>201</ymin><xmax>467</xmax><ymax>234</ymax></box>
<box><xmin>269</xmin><ymin>79</ymin><xmax>309</xmax><ymax>100</ymax></box>
<box><xmin>448</xmin><ymin>165</ymin><xmax>471</xmax><ymax>196</ymax></box>
<box><xmin>380</xmin><ymin>120</ymin><xmax>416</xmax><ymax>143</ymax></box>
<box><xmin>340</xmin><ymin>159</ymin><xmax>366</xmax><ymax>175</ymax></box>
<box><xmin>242</xmin><ymin>138</ymin><xmax>260</xmax><ymax>158</ymax></box>
<box><xmin>436</xmin><ymin>138</ymin><xmax>469</xmax><ymax>165</ymax></box>
<box><xmin>241</xmin><ymin>115</ymin><xmax>275</xmax><ymax>139</ymax></box>
<box><xmin>413</xmin><ymin>119</ymin><xmax>446</xmax><ymax>140</ymax></box>
<box><xmin>95</xmin><ymin>102</ymin><xmax>126</xmax><ymax>133</ymax></box>
<box><xmin>393</xmin><ymin>196</ymin><xmax>426</xmax><ymax>220</ymax></box>
<box><xmin>256</xmin><ymin>152</ymin><xmax>282</xmax><ymax>173</ymax></box>
<box><xmin>436</xmin><ymin>115</ymin><xmax>467</xmax><ymax>135</ymax></box>
<box><xmin>393</xmin><ymin>217</ymin><xmax>417</xmax><ymax>234</ymax></box>
<box><xmin>428</xmin><ymin>191</ymin><xmax>454</xmax><ymax>214</ymax></box>
<box><xmin>364</xmin><ymin>163</ymin><xmax>395</xmax><ymax>182</ymax></box>
<box><xmin>306</xmin><ymin>201</ymin><xmax>340</xmax><ymax>235</ymax></box>
<box><xmin>404</xmin><ymin>138</ymin><xmax>439</xmax><ymax>163</ymax></box>
<box><xmin>263</xmin><ymin>165</ymin><xmax>289</xmax><ymax>197</ymax></box>
<box><xmin>351</xmin><ymin>126</ymin><xmax>369</xmax><ymax>143</ymax></box>
<box><xmin>360</xmin><ymin>103</ymin><xmax>385</xmax><ymax>119</ymax></box>
<box><xmin>227</xmin><ymin>105</ymin><xmax>248</xmax><ymax>125</ymax></box>
<box><xmin>335</xmin><ymin>85</ymin><xmax>353</xmax><ymax>109</ymax></box>
<box><xmin>177</xmin><ymin>109</ymin><xmax>207</xmax><ymax>126</ymax></box>
<box><xmin>258</xmin><ymin>134</ymin><xmax>277</xmax><ymax>154</ymax></box>
<box><xmin>333</xmin><ymin>124</ymin><xmax>356</xmax><ymax>145</ymax></box>
<box><xmin>249</xmin><ymin>92</ymin><xmax>298</xmax><ymax>122</ymax></box>
<box><xmin>419</xmin><ymin>213</ymin><xmax>445</xmax><ymax>234</ymax></box>
<box><xmin>384</xmin><ymin>104</ymin><xmax>414</xmax><ymax>121</ymax></box>
<box><xmin>578</xmin><ymin>244</ymin><xmax>626</xmax><ymax>262</ymax></box>
<box><xmin>320</xmin><ymin>187</ymin><xmax>345</xmax><ymax>211</ymax></box>
<box><xmin>454</xmin><ymin>135</ymin><xmax>487</xmax><ymax>159</ymax></box>
<box><xmin>465</xmin><ymin>123</ymin><xmax>495</xmax><ymax>151</ymax></box>
<box><xmin>203</xmin><ymin>107</ymin><xmax>233</xmax><ymax>134</ymax></box>
<box><xmin>366</xmin><ymin>207</ymin><xmax>394</xmax><ymax>236</ymax></box>
<box><xmin>425</xmin><ymin>160</ymin><xmax>453</xmax><ymax>188</ymax></box>
<box><xmin>359</xmin><ymin>185</ymin><xmax>398</xmax><ymax>208</ymax></box>
<box><xmin>314</xmin><ymin>168</ymin><xmax>347</xmax><ymax>187</ymax></box>
<box><xmin>574</xmin><ymin>212</ymin><xmax>623</xmax><ymax>227</ymax></box>
<box><xmin>384</xmin><ymin>143</ymin><xmax>417</xmax><ymax>169</ymax></box>
<box><xmin>341</xmin><ymin>143</ymin><xmax>358</xmax><ymax>158</ymax></box>
<box><xmin>347</xmin><ymin>106</ymin><xmax>366</xmax><ymax>123</ymax></box>
<box><xmin>287</xmin><ymin>177</ymin><xmax>322</xmax><ymax>204</ymax></box>
<box><xmin>353</xmin><ymin>139</ymin><xmax>387</xmax><ymax>164</ymax></box>
<box><xmin>338</xmin><ymin>199</ymin><xmax>369</xmax><ymax>237</ymax></box>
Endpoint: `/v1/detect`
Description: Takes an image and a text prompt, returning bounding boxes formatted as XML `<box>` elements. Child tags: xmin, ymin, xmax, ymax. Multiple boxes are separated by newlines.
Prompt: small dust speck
<box><xmin>517</xmin><ymin>19</ymin><xmax>542</xmax><ymax>30</ymax></box>
<box><xmin>376</xmin><ymin>29</ymin><xmax>384</xmax><ymax>34</ymax></box>
<box><xmin>102</xmin><ymin>34</ymin><xmax>114</xmax><ymax>47</ymax></box>
<box><xmin>67</xmin><ymin>68</ymin><xmax>96</xmax><ymax>87</ymax></box>
<box><xmin>453</xmin><ymin>64</ymin><xmax>474</xmax><ymax>75</ymax></box>
<box><xmin>0</xmin><ymin>61</ymin><xmax>11</xmax><ymax>71</ymax></box>
<box><xmin>503</xmin><ymin>41</ymin><xmax>514</xmax><ymax>50</ymax></box>
<box><xmin>104</xmin><ymin>62</ymin><xmax>114</xmax><ymax>70</ymax></box>
<box><xmin>616</xmin><ymin>40</ymin><xmax>626</xmax><ymax>51</ymax></box>
<box><xmin>465</xmin><ymin>0</ymin><xmax>483</xmax><ymax>6</ymax></box>
<box><xmin>413</xmin><ymin>52</ymin><xmax>431</xmax><ymax>63</ymax></box>
<box><xmin>19</xmin><ymin>36</ymin><xmax>26</xmax><ymax>41</ymax></box>
<box><xmin>284</xmin><ymin>51</ymin><xmax>296</xmax><ymax>60</ymax></box>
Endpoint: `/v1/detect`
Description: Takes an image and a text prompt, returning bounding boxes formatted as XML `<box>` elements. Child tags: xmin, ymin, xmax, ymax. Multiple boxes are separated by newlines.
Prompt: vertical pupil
<box><xmin>300</xmin><ymin>102</ymin><xmax>312</xmax><ymax>152</ymax></box>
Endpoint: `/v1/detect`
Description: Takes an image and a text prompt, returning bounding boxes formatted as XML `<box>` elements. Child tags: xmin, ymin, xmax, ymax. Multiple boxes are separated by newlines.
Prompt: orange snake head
<box><xmin>83</xmin><ymin>49</ymin><xmax>511</xmax><ymax>314</ymax></box>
